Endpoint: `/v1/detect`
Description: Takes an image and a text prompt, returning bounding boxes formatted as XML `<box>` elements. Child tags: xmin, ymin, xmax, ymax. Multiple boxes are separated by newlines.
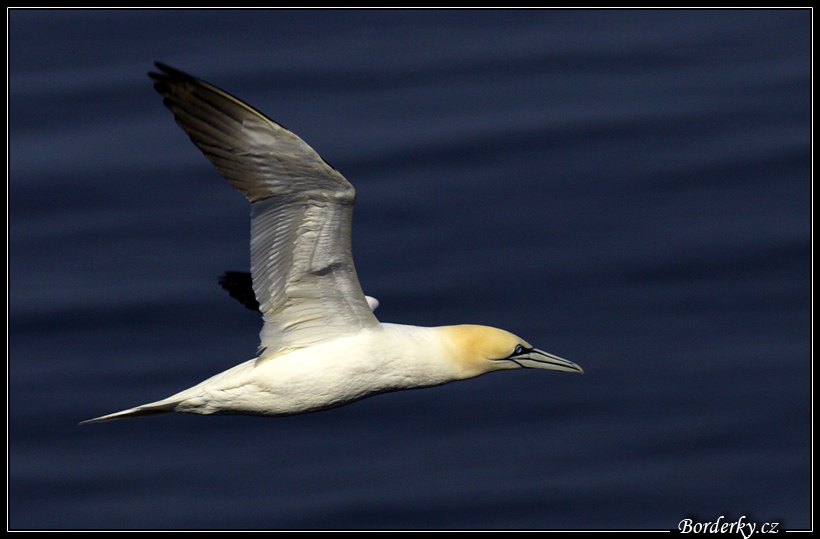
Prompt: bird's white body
<box><xmin>93</xmin><ymin>324</ymin><xmax>477</xmax><ymax>420</ymax></box>
<box><xmin>82</xmin><ymin>64</ymin><xmax>582</xmax><ymax>424</ymax></box>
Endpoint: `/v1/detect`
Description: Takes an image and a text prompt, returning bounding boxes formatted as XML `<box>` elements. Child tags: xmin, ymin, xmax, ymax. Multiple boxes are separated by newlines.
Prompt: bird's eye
<box><xmin>513</xmin><ymin>344</ymin><xmax>525</xmax><ymax>356</ymax></box>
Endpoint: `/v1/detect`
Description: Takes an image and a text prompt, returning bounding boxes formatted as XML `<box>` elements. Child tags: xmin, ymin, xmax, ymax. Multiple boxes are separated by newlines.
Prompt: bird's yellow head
<box><xmin>438</xmin><ymin>324</ymin><xmax>583</xmax><ymax>379</ymax></box>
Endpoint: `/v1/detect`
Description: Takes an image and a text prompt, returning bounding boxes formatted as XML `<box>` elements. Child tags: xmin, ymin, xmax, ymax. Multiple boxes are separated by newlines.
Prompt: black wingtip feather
<box><xmin>218</xmin><ymin>271</ymin><xmax>260</xmax><ymax>312</ymax></box>
<box><xmin>148</xmin><ymin>62</ymin><xmax>206</xmax><ymax>94</ymax></box>
<box><xmin>149</xmin><ymin>61</ymin><xmax>190</xmax><ymax>81</ymax></box>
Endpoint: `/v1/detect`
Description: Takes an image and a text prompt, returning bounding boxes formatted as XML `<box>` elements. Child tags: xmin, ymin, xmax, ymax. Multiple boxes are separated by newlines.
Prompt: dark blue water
<box><xmin>9</xmin><ymin>9</ymin><xmax>811</xmax><ymax>530</ymax></box>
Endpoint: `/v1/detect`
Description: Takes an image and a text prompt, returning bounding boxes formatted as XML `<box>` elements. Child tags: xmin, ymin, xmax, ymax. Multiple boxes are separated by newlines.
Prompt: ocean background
<box><xmin>8</xmin><ymin>9</ymin><xmax>811</xmax><ymax>530</ymax></box>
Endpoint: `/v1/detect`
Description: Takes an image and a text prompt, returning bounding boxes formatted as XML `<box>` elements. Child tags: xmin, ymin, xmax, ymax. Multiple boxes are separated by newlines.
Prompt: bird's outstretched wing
<box><xmin>150</xmin><ymin>62</ymin><xmax>379</xmax><ymax>359</ymax></box>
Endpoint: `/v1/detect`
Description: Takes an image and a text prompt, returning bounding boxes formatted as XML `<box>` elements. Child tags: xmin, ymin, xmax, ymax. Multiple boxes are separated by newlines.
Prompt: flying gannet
<box><xmin>81</xmin><ymin>62</ymin><xmax>583</xmax><ymax>424</ymax></box>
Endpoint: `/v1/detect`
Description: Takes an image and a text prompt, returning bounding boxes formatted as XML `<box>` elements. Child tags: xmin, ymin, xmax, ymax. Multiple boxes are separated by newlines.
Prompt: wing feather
<box><xmin>149</xmin><ymin>62</ymin><xmax>379</xmax><ymax>358</ymax></box>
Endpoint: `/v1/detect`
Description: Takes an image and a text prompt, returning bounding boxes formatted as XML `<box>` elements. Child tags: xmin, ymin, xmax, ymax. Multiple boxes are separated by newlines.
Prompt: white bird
<box><xmin>81</xmin><ymin>62</ymin><xmax>582</xmax><ymax>424</ymax></box>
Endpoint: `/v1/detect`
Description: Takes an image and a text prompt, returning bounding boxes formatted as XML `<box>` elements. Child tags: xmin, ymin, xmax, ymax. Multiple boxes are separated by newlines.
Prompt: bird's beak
<box><xmin>512</xmin><ymin>348</ymin><xmax>584</xmax><ymax>373</ymax></box>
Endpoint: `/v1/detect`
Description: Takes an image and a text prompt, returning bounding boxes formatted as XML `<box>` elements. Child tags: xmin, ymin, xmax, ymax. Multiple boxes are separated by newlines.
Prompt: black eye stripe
<box><xmin>513</xmin><ymin>344</ymin><xmax>530</xmax><ymax>356</ymax></box>
<box><xmin>497</xmin><ymin>344</ymin><xmax>533</xmax><ymax>363</ymax></box>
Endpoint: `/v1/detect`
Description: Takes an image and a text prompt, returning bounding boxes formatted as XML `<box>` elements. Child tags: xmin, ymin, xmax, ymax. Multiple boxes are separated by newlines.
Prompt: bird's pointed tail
<box><xmin>80</xmin><ymin>400</ymin><xmax>180</xmax><ymax>424</ymax></box>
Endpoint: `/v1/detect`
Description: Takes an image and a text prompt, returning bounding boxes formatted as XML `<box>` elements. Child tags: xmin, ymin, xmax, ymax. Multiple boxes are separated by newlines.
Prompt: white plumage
<box><xmin>81</xmin><ymin>63</ymin><xmax>582</xmax><ymax>424</ymax></box>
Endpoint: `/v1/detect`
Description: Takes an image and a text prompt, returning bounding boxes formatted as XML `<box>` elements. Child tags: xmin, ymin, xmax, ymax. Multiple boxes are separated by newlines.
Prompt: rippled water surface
<box><xmin>9</xmin><ymin>9</ymin><xmax>810</xmax><ymax>529</ymax></box>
